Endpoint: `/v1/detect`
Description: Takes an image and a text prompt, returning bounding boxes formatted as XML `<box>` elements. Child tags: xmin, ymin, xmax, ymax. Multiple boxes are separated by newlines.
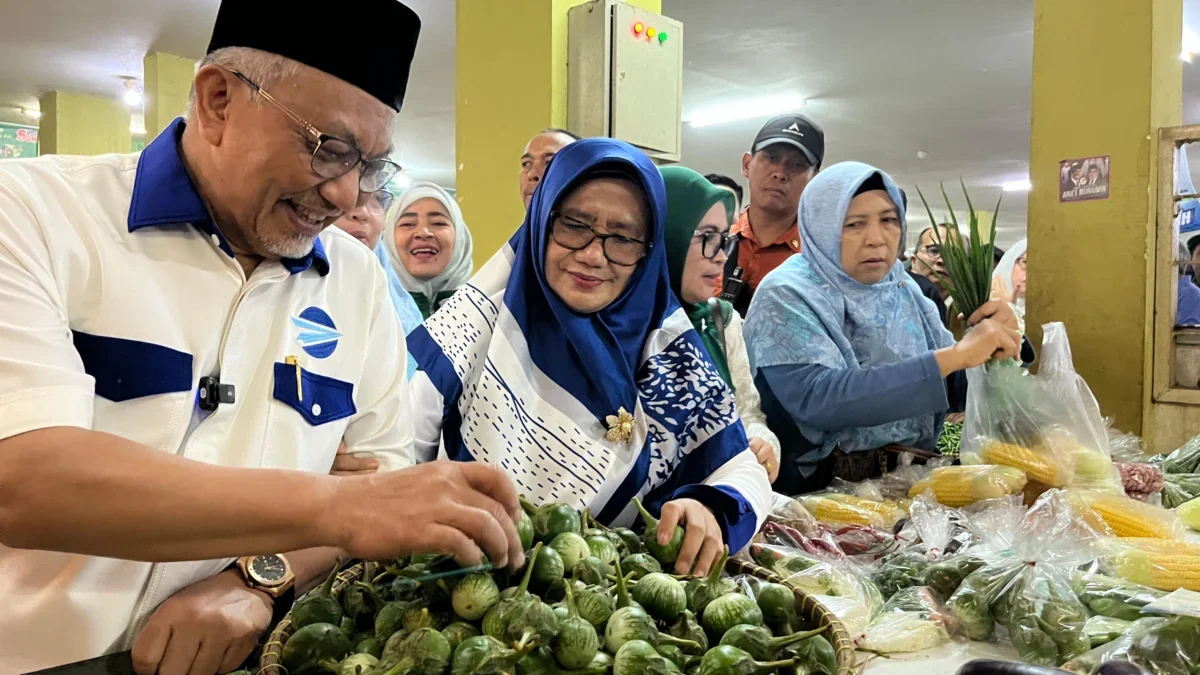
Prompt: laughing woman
<box><xmin>408</xmin><ymin>139</ymin><xmax>771</xmax><ymax>574</ymax></box>
<box><xmin>744</xmin><ymin>162</ymin><xmax>1021</xmax><ymax>494</ymax></box>
<box><xmin>660</xmin><ymin>166</ymin><xmax>782</xmax><ymax>483</ymax></box>
<box><xmin>383</xmin><ymin>181</ymin><xmax>474</xmax><ymax>319</ymax></box>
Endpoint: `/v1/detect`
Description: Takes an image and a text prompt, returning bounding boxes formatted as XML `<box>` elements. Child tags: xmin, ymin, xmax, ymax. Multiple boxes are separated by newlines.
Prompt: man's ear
<box><xmin>741</xmin><ymin>152</ymin><xmax>752</xmax><ymax>180</ymax></box>
<box><xmin>189</xmin><ymin>65</ymin><xmax>234</xmax><ymax>147</ymax></box>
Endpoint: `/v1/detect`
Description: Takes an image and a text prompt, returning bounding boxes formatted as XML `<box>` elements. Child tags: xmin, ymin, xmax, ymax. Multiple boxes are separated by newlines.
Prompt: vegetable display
<box><xmin>269</xmin><ymin>498</ymin><xmax>840</xmax><ymax>675</ymax></box>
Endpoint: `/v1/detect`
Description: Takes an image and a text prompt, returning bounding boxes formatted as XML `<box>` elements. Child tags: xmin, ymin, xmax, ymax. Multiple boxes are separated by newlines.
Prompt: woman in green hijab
<box><xmin>661</xmin><ymin>166</ymin><xmax>781</xmax><ymax>483</ymax></box>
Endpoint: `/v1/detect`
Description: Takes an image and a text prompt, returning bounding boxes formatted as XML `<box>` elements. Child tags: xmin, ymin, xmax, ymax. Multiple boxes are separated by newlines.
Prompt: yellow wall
<box><xmin>144</xmin><ymin>52</ymin><xmax>196</xmax><ymax>139</ymax></box>
<box><xmin>38</xmin><ymin>91</ymin><xmax>132</xmax><ymax>156</ymax></box>
<box><xmin>1026</xmin><ymin>0</ymin><xmax>1181</xmax><ymax>432</ymax></box>
<box><xmin>456</xmin><ymin>0</ymin><xmax>662</xmax><ymax>268</ymax></box>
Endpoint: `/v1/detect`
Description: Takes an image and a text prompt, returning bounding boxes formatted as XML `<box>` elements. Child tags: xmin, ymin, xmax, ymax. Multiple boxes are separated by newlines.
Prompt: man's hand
<box><xmin>331</xmin><ymin>440</ymin><xmax>379</xmax><ymax>476</ymax></box>
<box><xmin>967</xmin><ymin>299</ymin><xmax>1019</xmax><ymax>333</ymax></box>
<box><xmin>748</xmin><ymin>438</ymin><xmax>778</xmax><ymax>483</ymax></box>
<box><xmin>329</xmin><ymin>461</ymin><xmax>525</xmax><ymax>569</ymax></box>
<box><xmin>131</xmin><ymin>570</ymin><xmax>272</xmax><ymax>675</ymax></box>
<box><xmin>659</xmin><ymin>498</ymin><xmax>723</xmax><ymax>577</ymax></box>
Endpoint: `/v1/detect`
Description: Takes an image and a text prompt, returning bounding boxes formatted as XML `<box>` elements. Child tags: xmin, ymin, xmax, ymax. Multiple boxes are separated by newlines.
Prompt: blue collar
<box><xmin>128</xmin><ymin>118</ymin><xmax>330</xmax><ymax>276</ymax></box>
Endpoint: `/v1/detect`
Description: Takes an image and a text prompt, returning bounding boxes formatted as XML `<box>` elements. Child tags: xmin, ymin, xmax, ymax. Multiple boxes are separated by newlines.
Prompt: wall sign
<box><xmin>1059</xmin><ymin>155</ymin><xmax>1110</xmax><ymax>202</ymax></box>
<box><xmin>0</xmin><ymin>122</ymin><xmax>38</xmax><ymax>159</ymax></box>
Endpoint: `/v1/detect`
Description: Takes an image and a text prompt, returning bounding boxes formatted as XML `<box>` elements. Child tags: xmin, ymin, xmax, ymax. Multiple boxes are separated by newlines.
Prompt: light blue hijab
<box><xmin>744</xmin><ymin>162</ymin><xmax>954</xmax><ymax>464</ymax></box>
<box><xmin>374</xmin><ymin>242</ymin><xmax>424</xmax><ymax>379</ymax></box>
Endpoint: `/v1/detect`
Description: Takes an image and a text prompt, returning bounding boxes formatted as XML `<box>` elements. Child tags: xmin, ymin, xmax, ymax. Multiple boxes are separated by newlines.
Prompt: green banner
<box><xmin>0</xmin><ymin>122</ymin><xmax>38</xmax><ymax>159</ymax></box>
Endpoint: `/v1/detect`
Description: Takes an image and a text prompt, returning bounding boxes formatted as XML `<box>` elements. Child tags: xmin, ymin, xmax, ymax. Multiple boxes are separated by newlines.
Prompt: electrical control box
<box><xmin>567</xmin><ymin>0</ymin><xmax>684</xmax><ymax>162</ymax></box>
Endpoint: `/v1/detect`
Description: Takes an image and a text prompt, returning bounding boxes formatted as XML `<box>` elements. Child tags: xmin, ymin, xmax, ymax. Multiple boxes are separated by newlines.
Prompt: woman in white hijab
<box><xmin>992</xmin><ymin>239</ymin><xmax>1027</xmax><ymax>324</ymax></box>
<box><xmin>382</xmin><ymin>181</ymin><xmax>474</xmax><ymax>318</ymax></box>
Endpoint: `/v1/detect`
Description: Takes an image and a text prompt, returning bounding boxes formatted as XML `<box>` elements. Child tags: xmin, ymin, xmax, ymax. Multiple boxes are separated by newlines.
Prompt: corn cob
<box><xmin>980</xmin><ymin>440</ymin><xmax>1069</xmax><ymax>486</ymax></box>
<box><xmin>1074</xmin><ymin>491</ymin><xmax>1183</xmax><ymax>539</ymax></box>
<box><xmin>820</xmin><ymin>493</ymin><xmax>907</xmax><ymax>526</ymax></box>
<box><xmin>1107</xmin><ymin>540</ymin><xmax>1200</xmax><ymax>591</ymax></box>
<box><xmin>908</xmin><ymin>465</ymin><xmax>1027</xmax><ymax>507</ymax></box>
<box><xmin>798</xmin><ymin>495</ymin><xmax>886</xmax><ymax>529</ymax></box>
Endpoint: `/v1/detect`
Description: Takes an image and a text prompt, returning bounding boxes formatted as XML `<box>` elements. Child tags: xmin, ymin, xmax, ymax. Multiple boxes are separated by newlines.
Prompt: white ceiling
<box><xmin>4</xmin><ymin>0</ymin><xmax>1200</xmax><ymax>250</ymax></box>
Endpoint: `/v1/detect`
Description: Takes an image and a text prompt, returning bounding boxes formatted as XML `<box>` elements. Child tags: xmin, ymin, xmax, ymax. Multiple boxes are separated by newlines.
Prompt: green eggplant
<box><xmin>401</xmin><ymin>605</ymin><xmax>434</xmax><ymax>633</ymax></box>
<box><xmin>620</xmin><ymin>553</ymin><xmax>662</xmax><ymax>581</ymax></box>
<box><xmin>585</xmin><ymin>535</ymin><xmax>620</xmax><ymax>570</ymax></box>
<box><xmin>686</xmin><ymin>548</ymin><xmax>735</xmax><ymax>614</ymax></box>
<box><xmin>281</xmin><ymin>623</ymin><xmax>352</xmax><ymax>675</ymax></box>
<box><xmin>754</xmin><ymin>582</ymin><xmax>797</xmax><ymax>635</ymax></box>
<box><xmin>632</xmin><ymin>572</ymin><xmax>687</xmax><ymax>621</ymax></box>
<box><xmin>340</xmin><ymin>574</ymin><xmax>378</xmax><ymax>626</ymax></box>
<box><xmin>450</xmin><ymin>634</ymin><xmax>535</xmax><ymax>675</ymax></box>
<box><xmin>531</xmin><ymin>502</ymin><xmax>582</xmax><ymax>544</ymax></box>
<box><xmin>530</xmin><ymin>545</ymin><xmax>566</xmax><ymax>590</ymax></box>
<box><xmin>604</xmin><ymin>605</ymin><xmax>701</xmax><ymax>654</ymax></box>
<box><xmin>613</xmin><ymin>527</ymin><xmax>643</xmax><ymax>554</ymax></box>
<box><xmin>702</xmin><ymin>593</ymin><xmax>764</xmax><ymax>640</ymax></box>
<box><xmin>339</xmin><ymin>617</ymin><xmax>357</xmax><ymax>638</ymax></box>
<box><xmin>655</xmin><ymin>644</ymin><xmax>700</xmax><ymax>670</ymax></box>
<box><xmin>442</xmin><ymin>622</ymin><xmax>481</xmax><ymax>651</ymax></box>
<box><xmin>550</xmin><ymin>532</ymin><xmax>591</xmax><ymax>570</ymax></box>
<box><xmin>320</xmin><ymin>653</ymin><xmax>376</xmax><ymax>675</ymax></box>
<box><xmin>612</xmin><ymin>640</ymin><xmax>680</xmax><ymax>675</ymax></box>
<box><xmin>779</xmin><ymin>634</ymin><xmax>838</xmax><ymax>675</ymax></box>
<box><xmin>574</xmin><ymin>584</ymin><xmax>613</xmax><ymax>628</ymax></box>
<box><xmin>518</xmin><ymin>508</ymin><xmax>536</xmax><ymax>551</ymax></box>
<box><xmin>292</xmin><ymin>561</ymin><xmax>345</xmax><ymax>630</ymax></box>
<box><xmin>694</xmin><ymin>645</ymin><xmax>795</xmax><ymax>675</ymax></box>
<box><xmin>668</xmin><ymin>610</ymin><xmax>709</xmax><ymax>652</ymax></box>
<box><xmin>633</xmin><ymin>498</ymin><xmax>684</xmax><ymax>566</ymax></box>
<box><xmin>377</xmin><ymin>627</ymin><xmax>452</xmax><ymax>675</ymax></box>
<box><xmin>572</xmin><ymin>556</ymin><xmax>608</xmax><ymax>586</ymax></box>
<box><xmin>483</xmin><ymin>543</ymin><xmax>542</xmax><ymax>639</ymax></box>
<box><xmin>452</xmin><ymin>572</ymin><xmax>500</xmax><ymax>621</ymax></box>
<box><xmin>554</xmin><ymin>581</ymin><xmax>601</xmax><ymax>669</ymax></box>
<box><xmin>718</xmin><ymin>624</ymin><xmax>827</xmax><ymax>661</ymax></box>
<box><xmin>353</xmin><ymin>637</ymin><xmax>383</xmax><ymax>659</ymax></box>
<box><xmin>504</xmin><ymin>597</ymin><xmax>560</xmax><ymax>648</ymax></box>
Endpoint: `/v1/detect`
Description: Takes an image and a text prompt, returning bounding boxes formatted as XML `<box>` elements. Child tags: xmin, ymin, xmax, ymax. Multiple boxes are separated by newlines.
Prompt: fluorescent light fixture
<box><xmin>21</xmin><ymin>108</ymin><xmax>40</xmax><ymax>119</ymax></box>
<box><xmin>124</xmin><ymin>89</ymin><xmax>143</xmax><ymax>107</ymax></box>
<box><xmin>685</xmin><ymin>94</ymin><xmax>807</xmax><ymax>128</ymax></box>
<box><xmin>390</xmin><ymin>173</ymin><xmax>413</xmax><ymax>191</ymax></box>
<box><xmin>1183</xmin><ymin>27</ymin><xmax>1200</xmax><ymax>62</ymax></box>
<box><xmin>1183</xmin><ymin>51</ymin><xmax>1195</xmax><ymax>63</ymax></box>
<box><xmin>1003</xmin><ymin>180</ymin><xmax>1032</xmax><ymax>192</ymax></box>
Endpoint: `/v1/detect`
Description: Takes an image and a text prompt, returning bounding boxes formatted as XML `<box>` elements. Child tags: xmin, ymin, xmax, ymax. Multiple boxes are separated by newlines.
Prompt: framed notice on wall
<box><xmin>0</xmin><ymin>122</ymin><xmax>38</xmax><ymax>159</ymax></box>
<box><xmin>1059</xmin><ymin>155</ymin><xmax>1110</xmax><ymax>202</ymax></box>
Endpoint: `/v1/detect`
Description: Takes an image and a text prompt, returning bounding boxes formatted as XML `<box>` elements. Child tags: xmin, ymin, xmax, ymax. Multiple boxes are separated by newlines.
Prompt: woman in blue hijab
<box><xmin>408</xmin><ymin>139</ymin><xmax>771</xmax><ymax>573</ymax></box>
<box><xmin>743</xmin><ymin>162</ymin><xmax>1021</xmax><ymax>494</ymax></box>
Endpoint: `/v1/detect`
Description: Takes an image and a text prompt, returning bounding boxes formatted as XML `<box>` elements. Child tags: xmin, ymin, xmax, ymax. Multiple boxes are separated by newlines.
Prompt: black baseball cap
<box><xmin>751</xmin><ymin>113</ymin><xmax>825</xmax><ymax>169</ymax></box>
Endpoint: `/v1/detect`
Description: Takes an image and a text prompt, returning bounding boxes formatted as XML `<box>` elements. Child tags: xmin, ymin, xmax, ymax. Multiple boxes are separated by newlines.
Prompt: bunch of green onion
<box><xmin>914</xmin><ymin>181</ymin><xmax>1002</xmax><ymax>320</ymax></box>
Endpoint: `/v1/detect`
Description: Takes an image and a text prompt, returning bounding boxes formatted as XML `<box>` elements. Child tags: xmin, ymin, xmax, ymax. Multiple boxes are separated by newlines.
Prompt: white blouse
<box><xmin>724</xmin><ymin>312</ymin><xmax>782</xmax><ymax>461</ymax></box>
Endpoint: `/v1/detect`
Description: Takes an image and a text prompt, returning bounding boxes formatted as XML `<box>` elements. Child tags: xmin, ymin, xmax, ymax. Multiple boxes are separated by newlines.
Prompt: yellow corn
<box><xmin>1107</xmin><ymin>539</ymin><xmax>1200</xmax><ymax>591</ymax></box>
<box><xmin>909</xmin><ymin>465</ymin><xmax>1027</xmax><ymax>507</ymax></box>
<box><xmin>1076</xmin><ymin>491</ymin><xmax>1183</xmax><ymax>539</ymax></box>
<box><xmin>980</xmin><ymin>440</ymin><xmax>1069</xmax><ymax>486</ymax></box>
<box><xmin>820</xmin><ymin>493</ymin><xmax>907</xmax><ymax>527</ymax></box>
<box><xmin>798</xmin><ymin>495</ymin><xmax>886</xmax><ymax>529</ymax></box>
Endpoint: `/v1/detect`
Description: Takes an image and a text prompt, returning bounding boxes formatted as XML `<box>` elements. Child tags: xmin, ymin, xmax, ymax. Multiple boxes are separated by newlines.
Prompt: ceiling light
<box><xmin>122</xmin><ymin>79</ymin><xmax>143</xmax><ymax>107</ymax></box>
<box><xmin>1003</xmin><ymin>180</ymin><xmax>1032</xmax><ymax>192</ymax></box>
<box><xmin>1183</xmin><ymin>51</ymin><xmax>1195</xmax><ymax>63</ymax></box>
<box><xmin>390</xmin><ymin>173</ymin><xmax>413</xmax><ymax>192</ymax></box>
<box><xmin>1184</xmin><ymin>28</ymin><xmax>1200</xmax><ymax>60</ymax></box>
<box><xmin>21</xmin><ymin>108</ymin><xmax>40</xmax><ymax>119</ymax></box>
<box><xmin>685</xmin><ymin>94</ymin><xmax>807</xmax><ymax>128</ymax></box>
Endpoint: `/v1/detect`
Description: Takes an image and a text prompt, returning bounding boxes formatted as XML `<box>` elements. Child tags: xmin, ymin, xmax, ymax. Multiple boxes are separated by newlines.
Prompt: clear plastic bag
<box><xmin>747</xmin><ymin>543</ymin><xmax>884</xmax><ymax>638</ymax></box>
<box><xmin>1067</xmin><ymin>489</ymin><xmax>1187</xmax><ymax>540</ymax></box>
<box><xmin>1070</xmin><ymin>570</ymin><xmax>1166</xmax><ymax>621</ymax></box>
<box><xmin>946</xmin><ymin>490</ymin><xmax>1103</xmax><ymax>666</ymax></box>
<box><xmin>1153</xmin><ymin>433</ymin><xmax>1200</xmax><ymax>474</ymax></box>
<box><xmin>908</xmin><ymin>465</ymin><xmax>1028</xmax><ymax>507</ymax></box>
<box><xmin>872</xmin><ymin>493</ymin><xmax>965</xmax><ymax>597</ymax></box>
<box><xmin>1102</xmin><ymin>538</ymin><xmax>1200</xmax><ymax>592</ymax></box>
<box><xmin>857</xmin><ymin>586</ymin><xmax>955</xmax><ymax>653</ymax></box>
<box><xmin>1062</xmin><ymin>616</ymin><xmax>1200</xmax><ymax>675</ymax></box>
<box><xmin>961</xmin><ymin>323</ymin><xmax>1122</xmax><ymax>493</ymax></box>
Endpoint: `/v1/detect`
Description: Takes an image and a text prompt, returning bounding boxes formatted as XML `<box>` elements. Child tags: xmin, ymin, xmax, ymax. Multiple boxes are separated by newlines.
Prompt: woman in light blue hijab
<box><xmin>743</xmin><ymin>162</ymin><xmax>1021</xmax><ymax>494</ymax></box>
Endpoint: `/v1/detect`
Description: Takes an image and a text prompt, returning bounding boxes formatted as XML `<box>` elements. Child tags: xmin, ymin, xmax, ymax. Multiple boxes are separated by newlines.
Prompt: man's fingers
<box><xmin>157</xmin><ymin>629</ymin><xmax>201</xmax><ymax>675</ymax></box>
<box><xmin>187</xmin><ymin>638</ymin><xmax>226</xmax><ymax>675</ymax></box>
<box><xmin>691</xmin><ymin>531</ymin><xmax>724</xmax><ymax>578</ymax></box>
<box><xmin>456</xmin><ymin>462</ymin><xmax>522</xmax><ymax>526</ymax></box>
<box><xmin>426</xmin><ymin>524</ymin><xmax>485</xmax><ymax>567</ymax></box>
<box><xmin>219</xmin><ymin>638</ymin><xmax>257</xmax><ymax>675</ymax></box>
<box><xmin>657</xmin><ymin>502</ymin><xmax>684</xmax><ymax>547</ymax></box>
<box><xmin>454</xmin><ymin>488</ymin><xmax>523</xmax><ymax>569</ymax></box>
<box><xmin>332</xmin><ymin>453</ymin><xmax>379</xmax><ymax>474</ymax></box>
<box><xmin>674</xmin><ymin>509</ymin><xmax>707</xmax><ymax>575</ymax></box>
<box><xmin>967</xmin><ymin>300</ymin><xmax>1001</xmax><ymax>326</ymax></box>
<box><xmin>440</xmin><ymin>504</ymin><xmax>510</xmax><ymax>568</ymax></box>
<box><xmin>131</xmin><ymin>620</ymin><xmax>171</xmax><ymax>675</ymax></box>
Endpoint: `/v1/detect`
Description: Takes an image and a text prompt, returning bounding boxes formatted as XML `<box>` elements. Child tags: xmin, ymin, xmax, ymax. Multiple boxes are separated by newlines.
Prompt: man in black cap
<box><xmin>0</xmin><ymin>2</ymin><xmax>523</xmax><ymax>673</ymax></box>
<box><xmin>717</xmin><ymin>113</ymin><xmax>824</xmax><ymax>316</ymax></box>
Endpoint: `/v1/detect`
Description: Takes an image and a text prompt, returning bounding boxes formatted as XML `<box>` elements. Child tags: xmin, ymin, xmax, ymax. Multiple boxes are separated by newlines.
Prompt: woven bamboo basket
<box><xmin>260</xmin><ymin>558</ymin><xmax>857</xmax><ymax>675</ymax></box>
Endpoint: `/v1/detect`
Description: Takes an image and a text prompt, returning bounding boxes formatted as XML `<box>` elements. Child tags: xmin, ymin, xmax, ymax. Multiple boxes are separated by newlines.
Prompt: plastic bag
<box><xmin>908</xmin><ymin>465</ymin><xmax>1028</xmax><ymax>507</ymax></box>
<box><xmin>961</xmin><ymin>323</ymin><xmax>1122</xmax><ymax>493</ymax></box>
<box><xmin>1062</xmin><ymin>616</ymin><xmax>1200</xmax><ymax>675</ymax></box>
<box><xmin>872</xmin><ymin>493</ymin><xmax>965</xmax><ymax>597</ymax></box>
<box><xmin>747</xmin><ymin>542</ymin><xmax>884</xmax><ymax>638</ymax></box>
<box><xmin>946</xmin><ymin>490</ymin><xmax>1102</xmax><ymax>666</ymax></box>
<box><xmin>1083</xmin><ymin>615</ymin><xmax>1132</xmax><ymax>648</ymax></box>
<box><xmin>1102</xmin><ymin>538</ymin><xmax>1200</xmax><ymax>592</ymax></box>
<box><xmin>857</xmin><ymin>587</ymin><xmax>954</xmax><ymax>653</ymax></box>
<box><xmin>1070</xmin><ymin>570</ymin><xmax>1166</xmax><ymax>621</ymax></box>
<box><xmin>1153</xmin><ymin>433</ymin><xmax>1200</xmax><ymax>474</ymax></box>
<box><xmin>1105</xmin><ymin>418</ymin><xmax>1147</xmax><ymax>463</ymax></box>
<box><xmin>1067</xmin><ymin>489</ymin><xmax>1186</xmax><ymax>540</ymax></box>
<box><xmin>1161</xmin><ymin>473</ymin><xmax>1200</xmax><ymax>509</ymax></box>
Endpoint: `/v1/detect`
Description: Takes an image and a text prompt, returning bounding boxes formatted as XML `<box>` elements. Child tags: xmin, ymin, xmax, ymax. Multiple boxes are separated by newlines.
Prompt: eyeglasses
<box><xmin>550</xmin><ymin>212</ymin><xmax>649</xmax><ymax>266</ymax></box>
<box><xmin>365</xmin><ymin>190</ymin><xmax>394</xmax><ymax>216</ymax></box>
<box><xmin>1015</xmin><ymin>256</ymin><xmax>1027</xmax><ymax>269</ymax></box>
<box><xmin>921</xmin><ymin>244</ymin><xmax>942</xmax><ymax>257</ymax></box>
<box><xmin>693</xmin><ymin>231</ymin><xmax>733</xmax><ymax>259</ymax></box>
<box><xmin>230</xmin><ymin>70</ymin><xmax>400</xmax><ymax>193</ymax></box>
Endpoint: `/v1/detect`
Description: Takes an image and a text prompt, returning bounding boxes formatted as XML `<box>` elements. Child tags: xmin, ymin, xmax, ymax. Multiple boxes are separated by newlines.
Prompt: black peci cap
<box><xmin>751</xmin><ymin>113</ymin><xmax>825</xmax><ymax>169</ymax></box>
<box><xmin>206</xmin><ymin>0</ymin><xmax>421</xmax><ymax>112</ymax></box>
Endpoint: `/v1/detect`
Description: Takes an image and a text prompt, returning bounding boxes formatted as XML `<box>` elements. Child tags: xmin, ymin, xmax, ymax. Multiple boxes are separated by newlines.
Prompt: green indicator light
<box><xmin>658</xmin><ymin>32</ymin><xmax>668</xmax><ymax>43</ymax></box>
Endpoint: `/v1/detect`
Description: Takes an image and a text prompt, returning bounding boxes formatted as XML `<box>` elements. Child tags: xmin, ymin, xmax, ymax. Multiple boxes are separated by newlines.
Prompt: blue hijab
<box><xmin>409</xmin><ymin>139</ymin><xmax>757</xmax><ymax>537</ymax></box>
<box><xmin>744</xmin><ymin>162</ymin><xmax>954</xmax><ymax>461</ymax></box>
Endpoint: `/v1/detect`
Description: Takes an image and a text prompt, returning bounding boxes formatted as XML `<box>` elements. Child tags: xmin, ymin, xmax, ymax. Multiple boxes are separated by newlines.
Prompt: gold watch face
<box><xmin>249</xmin><ymin>555</ymin><xmax>288</xmax><ymax>586</ymax></box>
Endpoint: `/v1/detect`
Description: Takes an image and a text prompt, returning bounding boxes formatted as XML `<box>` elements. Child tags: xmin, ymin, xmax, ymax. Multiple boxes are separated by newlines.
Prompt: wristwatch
<box><xmin>235</xmin><ymin>554</ymin><xmax>295</xmax><ymax>598</ymax></box>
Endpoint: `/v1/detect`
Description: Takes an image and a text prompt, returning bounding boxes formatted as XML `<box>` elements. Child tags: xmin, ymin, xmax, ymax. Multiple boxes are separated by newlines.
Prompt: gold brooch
<box><xmin>605</xmin><ymin>407</ymin><xmax>635</xmax><ymax>443</ymax></box>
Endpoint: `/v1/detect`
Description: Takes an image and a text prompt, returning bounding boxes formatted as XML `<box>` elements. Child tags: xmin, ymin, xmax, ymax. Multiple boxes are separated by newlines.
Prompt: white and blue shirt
<box><xmin>0</xmin><ymin>118</ymin><xmax>413</xmax><ymax>673</ymax></box>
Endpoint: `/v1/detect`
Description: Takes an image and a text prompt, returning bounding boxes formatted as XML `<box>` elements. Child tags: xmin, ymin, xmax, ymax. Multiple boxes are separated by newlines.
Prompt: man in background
<box><xmin>909</xmin><ymin>224</ymin><xmax>957</xmax><ymax>308</ymax></box>
<box><xmin>718</xmin><ymin>113</ymin><xmax>824</xmax><ymax>316</ymax></box>
<box><xmin>519</xmin><ymin>128</ymin><xmax>579</xmax><ymax>209</ymax></box>
<box><xmin>333</xmin><ymin>189</ymin><xmax>392</xmax><ymax>250</ymax></box>
<box><xmin>705</xmin><ymin>172</ymin><xmax>744</xmax><ymax>215</ymax></box>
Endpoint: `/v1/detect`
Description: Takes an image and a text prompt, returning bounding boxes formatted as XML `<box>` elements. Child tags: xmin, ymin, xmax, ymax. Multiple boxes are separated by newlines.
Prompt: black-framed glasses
<box><xmin>550</xmin><ymin>212</ymin><xmax>649</xmax><ymax>266</ymax></box>
<box><xmin>693</xmin><ymin>231</ymin><xmax>733</xmax><ymax>259</ymax></box>
<box><xmin>365</xmin><ymin>189</ymin><xmax>394</xmax><ymax>216</ymax></box>
<box><xmin>921</xmin><ymin>244</ymin><xmax>941</xmax><ymax>257</ymax></box>
<box><xmin>230</xmin><ymin>70</ymin><xmax>400</xmax><ymax>193</ymax></box>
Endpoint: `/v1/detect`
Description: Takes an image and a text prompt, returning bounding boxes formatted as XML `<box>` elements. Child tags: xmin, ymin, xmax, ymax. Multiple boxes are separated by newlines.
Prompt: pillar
<box><xmin>38</xmin><ymin>91</ymin><xmax>131</xmax><ymax>156</ymax></box>
<box><xmin>143</xmin><ymin>52</ymin><xmax>196</xmax><ymax>139</ymax></box>
<box><xmin>1026</xmin><ymin>0</ymin><xmax>1181</xmax><ymax>433</ymax></box>
<box><xmin>456</xmin><ymin>0</ymin><xmax>662</xmax><ymax>268</ymax></box>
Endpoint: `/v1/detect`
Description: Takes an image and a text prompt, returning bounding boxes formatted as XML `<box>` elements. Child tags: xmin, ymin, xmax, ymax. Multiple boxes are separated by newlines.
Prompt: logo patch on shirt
<box><xmin>291</xmin><ymin>307</ymin><xmax>342</xmax><ymax>359</ymax></box>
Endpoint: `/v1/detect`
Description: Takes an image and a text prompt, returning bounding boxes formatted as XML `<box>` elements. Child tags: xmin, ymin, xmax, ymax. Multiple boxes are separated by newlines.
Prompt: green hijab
<box><xmin>660</xmin><ymin>166</ymin><xmax>738</xmax><ymax>386</ymax></box>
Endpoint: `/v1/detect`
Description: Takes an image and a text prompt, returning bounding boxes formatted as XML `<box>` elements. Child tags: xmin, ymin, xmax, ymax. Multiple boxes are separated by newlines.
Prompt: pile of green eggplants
<box><xmin>260</xmin><ymin>497</ymin><xmax>839</xmax><ymax>675</ymax></box>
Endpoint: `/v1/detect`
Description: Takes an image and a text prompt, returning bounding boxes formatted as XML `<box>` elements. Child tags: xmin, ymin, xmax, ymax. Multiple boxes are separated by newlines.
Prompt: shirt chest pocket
<box><xmin>73</xmin><ymin>331</ymin><xmax>193</xmax><ymax>401</ymax></box>
<box><xmin>272</xmin><ymin>362</ymin><xmax>357</xmax><ymax>425</ymax></box>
